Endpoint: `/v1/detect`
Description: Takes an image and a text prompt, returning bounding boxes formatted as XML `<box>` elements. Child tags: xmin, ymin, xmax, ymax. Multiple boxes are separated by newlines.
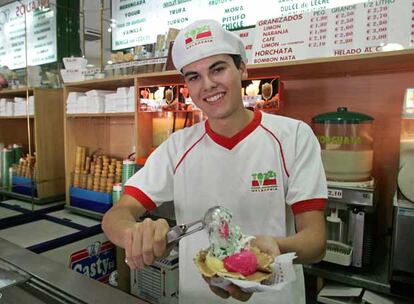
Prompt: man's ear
<box><xmin>239</xmin><ymin>61</ymin><xmax>248</xmax><ymax>80</ymax></box>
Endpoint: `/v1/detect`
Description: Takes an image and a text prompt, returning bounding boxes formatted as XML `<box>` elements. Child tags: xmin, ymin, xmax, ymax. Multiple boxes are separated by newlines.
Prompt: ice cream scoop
<box><xmin>166</xmin><ymin>206</ymin><xmax>224</xmax><ymax>243</ymax></box>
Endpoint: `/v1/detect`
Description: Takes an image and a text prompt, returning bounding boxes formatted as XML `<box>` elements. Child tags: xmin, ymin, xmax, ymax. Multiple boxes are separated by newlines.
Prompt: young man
<box><xmin>102</xmin><ymin>19</ymin><xmax>327</xmax><ymax>303</ymax></box>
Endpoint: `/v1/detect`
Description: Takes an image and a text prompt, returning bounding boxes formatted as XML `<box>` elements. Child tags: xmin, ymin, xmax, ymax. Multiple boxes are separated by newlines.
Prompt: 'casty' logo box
<box><xmin>70</xmin><ymin>241</ymin><xmax>116</xmax><ymax>283</ymax></box>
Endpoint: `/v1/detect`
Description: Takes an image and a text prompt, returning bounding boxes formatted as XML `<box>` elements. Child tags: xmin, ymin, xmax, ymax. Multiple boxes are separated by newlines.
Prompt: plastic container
<box><xmin>122</xmin><ymin>160</ymin><xmax>136</xmax><ymax>187</ymax></box>
<box><xmin>152</xmin><ymin>112</ymin><xmax>179</xmax><ymax>147</ymax></box>
<box><xmin>398</xmin><ymin>89</ymin><xmax>414</xmax><ymax>202</ymax></box>
<box><xmin>2</xmin><ymin>148</ymin><xmax>13</xmax><ymax>188</ymax></box>
<box><xmin>152</xmin><ymin>111</ymin><xmax>200</xmax><ymax>147</ymax></box>
<box><xmin>312</xmin><ymin>107</ymin><xmax>374</xmax><ymax>182</ymax></box>
<box><xmin>112</xmin><ymin>183</ymin><xmax>122</xmax><ymax>204</ymax></box>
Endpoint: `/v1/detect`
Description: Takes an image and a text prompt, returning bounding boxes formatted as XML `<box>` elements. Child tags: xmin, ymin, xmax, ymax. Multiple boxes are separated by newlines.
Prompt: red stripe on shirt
<box><xmin>291</xmin><ymin>198</ymin><xmax>326</xmax><ymax>215</ymax></box>
<box><xmin>124</xmin><ymin>186</ymin><xmax>157</xmax><ymax>211</ymax></box>
<box><xmin>174</xmin><ymin>132</ymin><xmax>207</xmax><ymax>174</ymax></box>
<box><xmin>259</xmin><ymin>124</ymin><xmax>290</xmax><ymax>178</ymax></box>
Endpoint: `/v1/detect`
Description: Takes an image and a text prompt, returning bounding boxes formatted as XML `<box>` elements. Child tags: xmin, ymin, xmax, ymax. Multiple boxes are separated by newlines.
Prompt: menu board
<box><xmin>111</xmin><ymin>0</ymin><xmax>378</xmax><ymax>50</ymax></box>
<box><xmin>251</xmin><ymin>1</ymin><xmax>414</xmax><ymax>64</ymax></box>
<box><xmin>0</xmin><ymin>0</ymin><xmax>57</xmax><ymax>70</ymax></box>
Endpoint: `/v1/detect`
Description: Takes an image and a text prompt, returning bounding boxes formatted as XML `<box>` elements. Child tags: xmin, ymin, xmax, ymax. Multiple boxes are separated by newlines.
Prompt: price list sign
<box><xmin>411</xmin><ymin>1</ymin><xmax>414</xmax><ymax>45</ymax></box>
<box><xmin>364</xmin><ymin>1</ymin><xmax>389</xmax><ymax>46</ymax></box>
<box><xmin>160</xmin><ymin>0</ymin><xmax>197</xmax><ymax>29</ymax></box>
<box><xmin>333</xmin><ymin>5</ymin><xmax>356</xmax><ymax>46</ymax></box>
<box><xmin>0</xmin><ymin>0</ymin><xmax>56</xmax><ymax>70</ymax></box>
<box><xmin>2</xmin><ymin>10</ymin><xmax>26</xmax><ymax>69</ymax></box>
<box><xmin>252</xmin><ymin>14</ymin><xmax>305</xmax><ymax>65</ymax></box>
<box><xmin>111</xmin><ymin>0</ymin><xmax>153</xmax><ymax>49</ymax></box>
<box><xmin>308</xmin><ymin>10</ymin><xmax>328</xmax><ymax>49</ymax></box>
<box><xmin>252</xmin><ymin>1</ymin><xmax>414</xmax><ymax>64</ymax></box>
<box><xmin>26</xmin><ymin>5</ymin><xmax>57</xmax><ymax>66</ymax></box>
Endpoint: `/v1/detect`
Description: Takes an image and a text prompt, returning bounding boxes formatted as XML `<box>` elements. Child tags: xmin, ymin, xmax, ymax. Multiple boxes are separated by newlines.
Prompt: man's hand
<box><xmin>202</xmin><ymin>276</ymin><xmax>253</xmax><ymax>302</ymax></box>
<box><xmin>124</xmin><ymin>218</ymin><xmax>170</xmax><ymax>270</ymax></box>
<box><xmin>251</xmin><ymin>235</ymin><xmax>281</xmax><ymax>258</ymax></box>
<box><xmin>101</xmin><ymin>194</ymin><xmax>171</xmax><ymax>270</ymax></box>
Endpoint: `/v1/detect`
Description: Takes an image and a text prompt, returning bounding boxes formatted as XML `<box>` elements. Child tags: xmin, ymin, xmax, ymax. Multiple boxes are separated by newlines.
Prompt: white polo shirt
<box><xmin>125</xmin><ymin>110</ymin><xmax>327</xmax><ymax>304</ymax></box>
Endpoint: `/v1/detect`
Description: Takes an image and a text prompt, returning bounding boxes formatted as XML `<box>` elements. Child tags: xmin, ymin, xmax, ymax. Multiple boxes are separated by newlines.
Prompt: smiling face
<box><xmin>182</xmin><ymin>54</ymin><xmax>248</xmax><ymax>125</ymax></box>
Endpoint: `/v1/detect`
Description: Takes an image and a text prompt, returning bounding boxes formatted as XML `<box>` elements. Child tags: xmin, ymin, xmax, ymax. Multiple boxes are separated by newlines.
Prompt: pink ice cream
<box><xmin>223</xmin><ymin>249</ymin><xmax>258</xmax><ymax>276</ymax></box>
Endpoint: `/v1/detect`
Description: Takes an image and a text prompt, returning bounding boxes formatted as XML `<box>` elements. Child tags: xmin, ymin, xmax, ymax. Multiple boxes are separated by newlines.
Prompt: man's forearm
<box><xmin>276</xmin><ymin>210</ymin><xmax>326</xmax><ymax>264</ymax></box>
<box><xmin>276</xmin><ymin>231</ymin><xmax>326</xmax><ymax>264</ymax></box>
<box><xmin>102</xmin><ymin>206</ymin><xmax>137</xmax><ymax>248</ymax></box>
<box><xmin>102</xmin><ymin>195</ymin><xmax>146</xmax><ymax>248</ymax></box>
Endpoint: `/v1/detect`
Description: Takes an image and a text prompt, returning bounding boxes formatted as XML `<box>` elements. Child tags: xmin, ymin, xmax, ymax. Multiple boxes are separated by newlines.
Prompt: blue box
<box><xmin>70</xmin><ymin>187</ymin><xmax>112</xmax><ymax>213</ymax></box>
<box><xmin>12</xmin><ymin>176</ymin><xmax>38</xmax><ymax>197</ymax></box>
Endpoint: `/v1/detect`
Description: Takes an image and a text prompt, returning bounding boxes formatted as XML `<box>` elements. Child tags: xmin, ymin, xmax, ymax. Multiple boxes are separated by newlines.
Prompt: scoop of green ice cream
<box><xmin>206</xmin><ymin>207</ymin><xmax>253</xmax><ymax>259</ymax></box>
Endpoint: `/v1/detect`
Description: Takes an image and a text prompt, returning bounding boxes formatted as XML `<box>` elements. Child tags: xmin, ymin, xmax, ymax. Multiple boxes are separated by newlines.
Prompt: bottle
<box><xmin>112</xmin><ymin>183</ymin><xmax>122</xmax><ymax>205</ymax></box>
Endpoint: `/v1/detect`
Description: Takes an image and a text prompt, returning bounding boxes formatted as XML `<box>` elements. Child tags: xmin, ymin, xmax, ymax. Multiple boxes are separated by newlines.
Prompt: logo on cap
<box><xmin>184</xmin><ymin>25</ymin><xmax>212</xmax><ymax>49</ymax></box>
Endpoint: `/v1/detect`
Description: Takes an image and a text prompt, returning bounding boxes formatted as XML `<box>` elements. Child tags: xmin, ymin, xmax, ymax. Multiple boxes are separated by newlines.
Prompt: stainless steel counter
<box><xmin>0</xmin><ymin>238</ymin><xmax>147</xmax><ymax>303</ymax></box>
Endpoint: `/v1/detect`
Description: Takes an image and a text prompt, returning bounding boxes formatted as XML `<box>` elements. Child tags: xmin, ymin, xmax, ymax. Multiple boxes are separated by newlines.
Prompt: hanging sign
<box><xmin>0</xmin><ymin>0</ymin><xmax>57</xmax><ymax>70</ymax></box>
<box><xmin>111</xmin><ymin>0</ymin><xmax>414</xmax><ymax>65</ymax></box>
<box><xmin>110</xmin><ymin>0</ymin><xmax>379</xmax><ymax>51</ymax></box>
<box><xmin>251</xmin><ymin>1</ymin><xmax>414</xmax><ymax>64</ymax></box>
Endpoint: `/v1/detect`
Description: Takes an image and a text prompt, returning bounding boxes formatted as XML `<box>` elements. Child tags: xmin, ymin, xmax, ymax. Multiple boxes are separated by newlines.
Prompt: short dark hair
<box><xmin>230</xmin><ymin>54</ymin><xmax>242</xmax><ymax>69</ymax></box>
<box><xmin>180</xmin><ymin>54</ymin><xmax>243</xmax><ymax>74</ymax></box>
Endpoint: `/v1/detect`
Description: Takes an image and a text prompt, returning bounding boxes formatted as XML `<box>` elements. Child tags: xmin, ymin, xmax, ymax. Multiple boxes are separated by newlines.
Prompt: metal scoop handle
<box><xmin>166</xmin><ymin>219</ymin><xmax>204</xmax><ymax>243</ymax></box>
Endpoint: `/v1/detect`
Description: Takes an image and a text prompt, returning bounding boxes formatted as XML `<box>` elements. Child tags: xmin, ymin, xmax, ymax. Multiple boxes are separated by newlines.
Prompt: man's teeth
<box><xmin>206</xmin><ymin>93</ymin><xmax>223</xmax><ymax>102</ymax></box>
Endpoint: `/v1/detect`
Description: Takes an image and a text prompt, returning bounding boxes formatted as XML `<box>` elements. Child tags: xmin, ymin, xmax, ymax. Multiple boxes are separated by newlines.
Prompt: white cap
<box><xmin>172</xmin><ymin>19</ymin><xmax>247</xmax><ymax>73</ymax></box>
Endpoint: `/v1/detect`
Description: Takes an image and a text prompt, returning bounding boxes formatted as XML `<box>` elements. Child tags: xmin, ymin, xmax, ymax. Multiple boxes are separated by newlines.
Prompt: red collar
<box><xmin>205</xmin><ymin>110</ymin><xmax>262</xmax><ymax>150</ymax></box>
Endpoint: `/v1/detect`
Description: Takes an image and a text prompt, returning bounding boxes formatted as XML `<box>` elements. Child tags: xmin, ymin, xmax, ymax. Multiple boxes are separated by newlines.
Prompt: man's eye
<box><xmin>213</xmin><ymin>67</ymin><xmax>224</xmax><ymax>73</ymax></box>
<box><xmin>187</xmin><ymin>75</ymin><xmax>199</xmax><ymax>82</ymax></box>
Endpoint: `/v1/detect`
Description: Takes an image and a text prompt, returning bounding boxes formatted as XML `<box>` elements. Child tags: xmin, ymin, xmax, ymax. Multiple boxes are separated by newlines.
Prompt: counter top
<box><xmin>0</xmin><ymin>238</ymin><xmax>146</xmax><ymax>304</ymax></box>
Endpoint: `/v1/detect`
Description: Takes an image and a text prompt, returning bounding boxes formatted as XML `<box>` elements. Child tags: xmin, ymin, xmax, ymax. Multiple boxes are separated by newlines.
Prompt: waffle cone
<box><xmin>194</xmin><ymin>247</ymin><xmax>273</xmax><ymax>282</ymax></box>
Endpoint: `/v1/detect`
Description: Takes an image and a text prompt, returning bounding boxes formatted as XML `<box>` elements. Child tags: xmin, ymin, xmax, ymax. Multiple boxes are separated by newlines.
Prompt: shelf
<box><xmin>64</xmin><ymin>70</ymin><xmax>183</xmax><ymax>88</ymax></box>
<box><xmin>66</xmin><ymin>112</ymin><xmax>135</xmax><ymax>118</ymax></box>
<box><xmin>65</xmin><ymin>205</ymin><xmax>104</xmax><ymax>220</ymax></box>
<box><xmin>0</xmin><ymin>116</ymin><xmax>34</xmax><ymax>119</ymax></box>
<box><xmin>64</xmin><ymin>80</ymin><xmax>137</xmax><ymax>207</ymax></box>
<box><xmin>61</xmin><ymin>50</ymin><xmax>414</xmax><ymax>91</ymax></box>
<box><xmin>61</xmin><ymin>50</ymin><xmax>414</xmax><ymax>89</ymax></box>
<box><xmin>0</xmin><ymin>88</ymin><xmax>33</xmax><ymax>98</ymax></box>
<box><xmin>0</xmin><ymin>88</ymin><xmax>65</xmax><ymax>200</ymax></box>
<box><xmin>0</xmin><ymin>190</ymin><xmax>65</xmax><ymax>205</ymax></box>
<box><xmin>63</xmin><ymin>75</ymin><xmax>136</xmax><ymax>90</ymax></box>
<box><xmin>304</xmin><ymin>240</ymin><xmax>391</xmax><ymax>295</ymax></box>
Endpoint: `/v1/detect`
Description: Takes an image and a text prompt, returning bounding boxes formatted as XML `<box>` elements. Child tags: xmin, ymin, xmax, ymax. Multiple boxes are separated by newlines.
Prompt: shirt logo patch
<box><xmin>184</xmin><ymin>25</ymin><xmax>213</xmax><ymax>49</ymax></box>
<box><xmin>251</xmin><ymin>170</ymin><xmax>278</xmax><ymax>192</ymax></box>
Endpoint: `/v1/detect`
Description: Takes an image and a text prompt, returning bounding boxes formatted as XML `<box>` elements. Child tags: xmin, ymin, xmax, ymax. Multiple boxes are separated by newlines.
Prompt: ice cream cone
<box><xmin>194</xmin><ymin>247</ymin><xmax>273</xmax><ymax>282</ymax></box>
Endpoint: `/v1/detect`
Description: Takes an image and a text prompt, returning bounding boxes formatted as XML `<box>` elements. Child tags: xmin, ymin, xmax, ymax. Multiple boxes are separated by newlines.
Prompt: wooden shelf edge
<box><xmin>66</xmin><ymin>205</ymin><xmax>104</xmax><ymax>220</ymax></box>
<box><xmin>62</xmin><ymin>49</ymin><xmax>414</xmax><ymax>88</ymax></box>
<box><xmin>66</xmin><ymin>112</ymin><xmax>135</xmax><ymax>118</ymax></box>
<box><xmin>0</xmin><ymin>115</ymin><xmax>34</xmax><ymax>119</ymax></box>
<box><xmin>0</xmin><ymin>87</ymin><xmax>33</xmax><ymax>96</ymax></box>
<box><xmin>63</xmin><ymin>75</ymin><xmax>136</xmax><ymax>87</ymax></box>
<box><xmin>0</xmin><ymin>190</ymin><xmax>65</xmax><ymax>205</ymax></box>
